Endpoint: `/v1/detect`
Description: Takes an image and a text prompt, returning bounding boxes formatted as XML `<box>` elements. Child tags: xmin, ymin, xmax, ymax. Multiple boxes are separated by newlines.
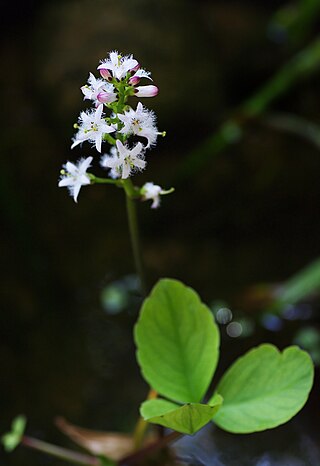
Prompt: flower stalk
<box><xmin>124</xmin><ymin>181</ymin><xmax>147</xmax><ymax>297</ymax></box>
<box><xmin>21</xmin><ymin>436</ymin><xmax>99</xmax><ymax>466</ymax></box>
<box><xmin>132</xmin><ymin>388</ymin><xmax>157</xmax><ymax>450</ymax></box>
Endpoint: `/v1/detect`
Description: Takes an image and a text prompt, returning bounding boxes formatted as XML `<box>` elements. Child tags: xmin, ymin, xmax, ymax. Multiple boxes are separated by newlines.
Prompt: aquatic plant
<box><xmin>2</xmin><ymin>51</ymin><xmax>314</xmax><ymax>466</ymax></box>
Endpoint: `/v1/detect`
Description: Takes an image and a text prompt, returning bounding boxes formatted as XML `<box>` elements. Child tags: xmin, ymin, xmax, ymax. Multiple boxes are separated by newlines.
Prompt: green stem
<box><xmin>103</xmin><ymin>134</ymin><xmax>117</xmax><ymax>145</ymax></box>
<box><xmin>124</xmin><ymin>180</ymin><xmax>147</xmax><ymax>297</ymax></box>
<box><xmin>132</xmin><ymin>388</ymin><xmax>157</xmax><ymax>450</ymax></box>
<box><xmin>22</xmin><ymin>436</ymin><xmax>99</xmax><ymax>466</ymax></box>
<box><xmin>116</xmin><ymin>81</ymin><xmax>126</xmax><ymax>115</ymax></box>
<box><xmin>122</xmin><ymin>178</ymin><xmax>152</xmax><ymax>448</ymax></box>
<box><xmin>90</xmin><ymin>175</ymin><xmax>120</xmax><ymax>185</ymax></box>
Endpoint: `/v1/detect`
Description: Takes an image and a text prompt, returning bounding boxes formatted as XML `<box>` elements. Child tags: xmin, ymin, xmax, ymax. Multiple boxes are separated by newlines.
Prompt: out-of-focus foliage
<box><xmin>269</xmin><ymin>0</ymin><xmax>320</xmax><ymax>45</ymax></box>
<box><xmin>1</xmin><ymin>416</ymin><xmax>26</xmax><ymax>452</ymax></box>
<box><xmin>180</xmin><ymin>38</ymin><xmax>320</xmax><ymax>179</ymax></box>
<box><xmin>272</xmin><ymin>257</ymin><xmax>320</xmax><ymax>311</ymax></box>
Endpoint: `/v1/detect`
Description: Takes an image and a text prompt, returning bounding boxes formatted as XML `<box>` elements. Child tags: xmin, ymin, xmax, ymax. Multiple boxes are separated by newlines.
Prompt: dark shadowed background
<box><xmin>1</xmin><ymin>0</ymin><xmax>320</xmax><ymax>464</ymax></box>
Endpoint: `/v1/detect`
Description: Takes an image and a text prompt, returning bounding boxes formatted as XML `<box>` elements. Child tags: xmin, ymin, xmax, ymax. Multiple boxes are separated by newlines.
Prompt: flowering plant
<box><xmin>2</xmin><ymin>52</ymin><xmax>314</xmax><ymax>466</ymax></box>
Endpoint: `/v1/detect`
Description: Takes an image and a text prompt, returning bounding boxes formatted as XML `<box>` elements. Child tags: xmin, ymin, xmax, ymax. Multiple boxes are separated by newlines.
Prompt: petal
<box><xmin>103</xmin><ymin>123</ymin><xmax>116</xmax><ymax>134</ymax></box>
<box><xmin>80</xmin><ymin>110</ymin><xmax>90</xmax><ymax>122</ymax></box>
<box><xmin>136</xmin><ymin>69</ymin><xmax>152</xmax><ymax>80</ymax></box>
<box><xmin>151</xmin><ymin>197</ymin><xmax>160</xmax><ymax>208</ymax></box>
<box><xmin>88</xmin><ymin>72</ymin><xmax>96</xmax><ymax>84</ymax></box>
<box><xmin>79</xmin><ymin>174</ymin><xmax>91</xmax><ymax>185</ymax></box>
<box><xmin>122</xmin><ymin>162</ymin><xmax>131</xmax><ymax>179</ymax></box>
<box><xmin>65</xmin><ymin>161</ymin><xmax>78</xmax><ymax>175</ymax></box>
<box><xmin>71</xmin><ymin>139</ymin><xmax>82</xmax><ymax>150</ymax></box>
<box><xmin>110</xmin><ymin>51</ymin><xmax>119</xmax><ymax>66</ymax></box>
<box><xmin>101</xmin><ymin>155</ymin><xmax>117</xmax><ymax>169</ymax></box>
<box><xmin>133</xmin><ymin>158</ymin><xmax>146</xmax><ymax>170</ymax></box>
<box><xmin>95</xmin><ymin>135</ymin><xmax>102</xmax><ymax>153</ymax></box>
<box><xmin>109</xmin><ymin>168</ymin><xmax>120</xmax><ymax>179</ymax></box>
<box><xmin>130</xmin><ymin>142</ymin><xmax>143</xmax><ymax>157</ymax></box>
<box><xmin>58</xmin><ymin>177</ymin><xmax>73</xmax><ymax>187</ymax></box>
<box><xmin>123</xmin><ymin>58</ymin><xmax>138</xmax><ymax>73</ymax></box>
<box><xmin>118</xmin><ymin>113</ymin><xmax>127</xmax><ymax>123</ymax></box>
<box><xmin>81</xmin><ymin>86</ymin><xmax>91</xmax><ymax>99</ymax></box>
<box><xmin>95</xmin><ymin>104</ymin><xmax>103</xmax><ymax>121</ymax></box>
<box><xmin>116</xmin><ymin>139</ymin><xmax>126</xmax><ymax>158</ymax></box>
<box><xmin>136</xmin><ymin>102</ymin><xmax>144</xmax><ymax>113</ymax></box>
<box><xmin>79</xmin><ymin>156</ymin><xmax>93</xmax><ymax>172</ymax></box>
<box><xmin>72</xmin><ymin>183</ymin><xmax>81</xmax><ymax>203</ymax></box>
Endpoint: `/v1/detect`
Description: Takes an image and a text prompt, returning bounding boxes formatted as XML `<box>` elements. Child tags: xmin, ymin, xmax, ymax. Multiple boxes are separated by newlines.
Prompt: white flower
<box><xmin>135</xmin><ymin>85</ymin><xmax>158</xmax><ymax>97</ymax></box>
<box><xmin>97</xmin><ymin>51</ymin><xmax>139</xmax><ymax>80</ymax></box>
<box><xmin>118</xmin><ymin>102</ymin><xmax>159</xmax><ymax>148</ymax></box>
<box><xmin>101</xmin><ymin>140</ymin><xmax>146</xmax><ymax>179</ymax></box>
<box><xmin>71</xmin><ymin>104</ymin><xmax>115</xmax><ymax>153</ymax></box>
<box><xmin>100</xmin><ymin>146</ymin><xmax>119</xmax><ymax>179</ymax></box>
<box><xmin>58</xmin><ymin>157</ymin><xmax>92</xmax><ymax>202</ymax></box>
<box><xmin>81</xmin><ymin>72</ymin><xmax>117</xmax><ymax>106</ymax></box>
<box><xmin>141</xmin><ymin>182</ymin><xmax>166</xmax><ymax>209</ymax></box>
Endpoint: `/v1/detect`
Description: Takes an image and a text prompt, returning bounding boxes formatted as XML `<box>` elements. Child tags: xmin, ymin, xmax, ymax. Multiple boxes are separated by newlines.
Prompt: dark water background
<box><xmin>1</xmin><ymin>0</ymin><xmax>320</xmax><ymax>464</ymax></box>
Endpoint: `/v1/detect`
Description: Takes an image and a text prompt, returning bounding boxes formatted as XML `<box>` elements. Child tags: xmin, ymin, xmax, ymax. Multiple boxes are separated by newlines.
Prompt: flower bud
<box><xmin>135</xmin><ymin>85</ymin><xmax>159</xmax><ymax>97</ymax></box>
<box><xmin>129</xmin><ymin>75</ymin><xmax>140</xmax><ymax>86</ymax></box>
<box><xmin>97</xmin><ymin>65</ymin><xmax>111</xmax><ymax>79</ymax></box>
<box><xmin>130</xmin><ymin>63</ymin><xmax>140</xmax><ymax>73</ymax></box>
<box><xmin>97</xmin><ymin>91</ymin><xmax>116</xmax><ymax>104</ymax></box>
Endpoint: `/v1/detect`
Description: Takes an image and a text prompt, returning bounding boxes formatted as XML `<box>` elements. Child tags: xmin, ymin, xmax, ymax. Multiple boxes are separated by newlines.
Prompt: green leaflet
<box><xmin>210</xmin><ymin>344</ymin><xmax>314</xmax><ymax>433</ymax></box>
<box><xmin>135</xmin><ymin>279</ymin><xmax>220</xmax><ymax>403</ymax></box>
<box><xmin>141</xmin><ymin>396</ymin><xmax>223</xmax><ymax>435</ymax></box>
<box><xmin>2</xmin><ymin>415</ymin><xmax>26</xmax><ymax>452</ymax></box>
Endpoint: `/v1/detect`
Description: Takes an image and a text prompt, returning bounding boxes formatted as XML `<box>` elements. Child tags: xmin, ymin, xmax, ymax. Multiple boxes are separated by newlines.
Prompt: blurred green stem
<box><xmin>132</xmin><ymin>388</ymin><xmax>157</xmax><ymax>450</ymax></box>
<box><xmin>179</xmin><ymin>37</ymin><xmax>320</xmax><ymax>180</ymax></box>
<box><xmin>22</xmin><ymin>436</ymin><xmax>99</xmax><ymax>466</ymax></box>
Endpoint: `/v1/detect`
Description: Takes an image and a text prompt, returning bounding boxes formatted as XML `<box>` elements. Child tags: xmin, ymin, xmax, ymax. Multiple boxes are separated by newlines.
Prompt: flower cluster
<box><xmin>59</xmin><ymin>51</ymin><xmax>171</xmax><ymax>205</ymax></box>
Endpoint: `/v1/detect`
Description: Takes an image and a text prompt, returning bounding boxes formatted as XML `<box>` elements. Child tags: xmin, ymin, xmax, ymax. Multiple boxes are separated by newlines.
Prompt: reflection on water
<box><xmin>173</xmin><ymin>423</ymin><xmax>320</xmax><ymax>466</ymax></box>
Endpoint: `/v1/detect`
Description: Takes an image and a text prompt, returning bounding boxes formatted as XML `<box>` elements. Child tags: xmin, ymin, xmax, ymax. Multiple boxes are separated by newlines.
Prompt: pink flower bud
<box><xmin>130</xmin><ymin>63</ymin><xmax>140</xmax><ymax>73</ymax></box>
<box><xmin>129</xmin><ymin>75</ymin><xmax>140</xmax><ymax>86</ymax></box>
<box><xmin>97</xmin><ymin>65</ymin><xmax>111</xmax><ymax>79</ymax></box>
<box><xmin>97</xmin><ymin>91</ymin><xmax>116</xmax><ymax>104</ymax></box>
<box><xmin>135</xmin><ymin>85</ymin><xmax>159</xmax><ymax>98</ymax></box>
